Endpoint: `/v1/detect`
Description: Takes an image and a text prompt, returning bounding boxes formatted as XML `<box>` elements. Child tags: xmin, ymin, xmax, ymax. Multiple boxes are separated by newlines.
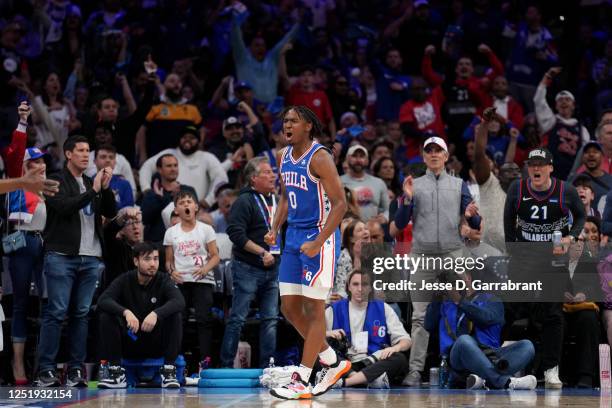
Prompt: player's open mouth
<box><xmin>533</xmin><ymin>173</ymin><xmax>541</xmax><ymax>181</ymax></box>
<box><xmin>285</xmin><ymin>131</ymin><xmax>293</xmax><ymax>138</ymax></box>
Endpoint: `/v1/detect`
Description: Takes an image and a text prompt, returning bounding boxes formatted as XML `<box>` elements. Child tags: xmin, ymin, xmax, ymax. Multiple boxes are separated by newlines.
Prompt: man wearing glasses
<box><xmin>102</xmin><ymin>207</ymin><xmax>145</xmax><ymax>289</ymax></box>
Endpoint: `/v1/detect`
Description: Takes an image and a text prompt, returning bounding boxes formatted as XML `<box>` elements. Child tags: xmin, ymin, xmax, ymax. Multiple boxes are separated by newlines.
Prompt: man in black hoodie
<box><xmin>96</xmin><ymin>242</ymin><xmax>185</xmax><ymax>389</ymax></box>
<box><xmin>221</xmin><ymin>157</ymin><xmax>280</xmax><ymax>368</ymax></box>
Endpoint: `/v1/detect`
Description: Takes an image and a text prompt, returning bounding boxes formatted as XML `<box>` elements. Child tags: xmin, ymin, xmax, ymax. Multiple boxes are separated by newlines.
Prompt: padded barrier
<box><xmin>198</xmin><ymin>378</ymin><xmax>260</xmax><ymax>388</ymax></box>
<box><xmin>199</xmin><ymin>368</ymin><xmax>263</xmax><ymax>379</ymax></box>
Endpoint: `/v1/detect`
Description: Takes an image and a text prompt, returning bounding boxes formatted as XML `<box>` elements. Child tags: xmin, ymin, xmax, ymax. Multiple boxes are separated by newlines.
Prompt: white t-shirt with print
<box><xmin>163</xmin><ymin>221</ymin><xmax>217</xmax><ymax>285</ymax></box>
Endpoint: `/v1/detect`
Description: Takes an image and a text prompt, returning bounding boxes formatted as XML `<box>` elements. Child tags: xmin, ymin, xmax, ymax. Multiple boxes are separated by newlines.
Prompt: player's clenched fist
<box><xmin>264</xmin><ymin>230</ymin><xmax>276</xmax><ymax>246</ymax></box>
<box><xmin>300</xmin><ymin>240</ymin><xmax>321</xmax><ymax>258</ymax></box>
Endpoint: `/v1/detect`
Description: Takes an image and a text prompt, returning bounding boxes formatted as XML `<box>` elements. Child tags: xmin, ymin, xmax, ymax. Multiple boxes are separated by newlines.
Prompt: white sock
<box><xmin>296</xmin><ymin>365</ymin><xmax>312</xmax><ymax>383</ymax></box>
<box><xmin>319</xmin><ymin>347</ymin><xmax>338</xmax><ymax>366</ymax></box>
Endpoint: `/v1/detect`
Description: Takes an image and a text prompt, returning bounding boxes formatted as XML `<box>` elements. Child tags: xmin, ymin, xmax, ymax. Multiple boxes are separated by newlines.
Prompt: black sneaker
<box><xmin>34</xmin><ymin>370</ymin><xmax>60</xmax><ymax>387</ymax></box>
<box><xmin>160</xmin><ymin>365</ymin><xmax>180</xmax><ymax>388</ymax></box>
<box><xmin>98</xmin><ymin>365</ymin><xmax>127</xmax><ymax>389</ymax></box>
<box><xmin>66</xmin><ymin>367</ymin><xmax>87</xmax><ymax>387</ymax></box>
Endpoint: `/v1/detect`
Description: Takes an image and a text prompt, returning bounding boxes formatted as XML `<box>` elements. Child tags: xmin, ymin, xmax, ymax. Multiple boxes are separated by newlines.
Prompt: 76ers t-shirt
<box><xmin>163</xmin><ymin>221</ymin><xmax>217</xmax><ymax>285</ymax></box>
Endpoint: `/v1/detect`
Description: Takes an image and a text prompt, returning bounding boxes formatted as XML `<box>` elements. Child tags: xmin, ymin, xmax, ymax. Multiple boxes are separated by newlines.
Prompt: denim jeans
<box><xmin>37</xmin><ymin>252</ymin><xmax>103</xmax><ymax>372</ymax></box>
<box><xmin>450</xmin><ymin>335</ymin><xmax>535</xmax><ymax>389</ymax></box>
<box><xmin>8</xmin><ymin>232</ymin><xmax>43</xmax><ymax>342</ymax></box>
<box><xmin>220</xmin><ymin>260</ymin><xmax>279</xmax><ymax>368</ymax></box>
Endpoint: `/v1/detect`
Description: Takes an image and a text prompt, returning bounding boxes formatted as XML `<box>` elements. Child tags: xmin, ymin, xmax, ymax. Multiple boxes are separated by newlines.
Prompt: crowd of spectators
<box><xmin>1</xmin><ymin>0</ymin><xmax>612</xmax><ymax>390</ymax></box>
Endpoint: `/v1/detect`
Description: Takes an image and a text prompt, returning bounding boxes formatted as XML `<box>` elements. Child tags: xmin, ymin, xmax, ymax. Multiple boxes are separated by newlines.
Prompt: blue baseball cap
<box><xmin>235</xmin><ymin>81</ymin><xmax>252</xmax><ymax>90</ymax></box>
<box><xmin>24</xmin><ymin>147</ymin><xmax>46</xmax><ymax>161</ymax></box>
<box><xmin>583</xmin><ymin>141</ymin><xmax>603</xmax><ymax>152</ymax></box>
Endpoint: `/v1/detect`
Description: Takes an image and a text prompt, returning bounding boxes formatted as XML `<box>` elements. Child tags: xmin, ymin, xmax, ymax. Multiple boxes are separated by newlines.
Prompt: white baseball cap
<box><xmin>347</xmin><ymin>144</ymin><xmax>368</xmax><ymax>157</ymax></box>
<box><xmin>423</xmin><ymin>136</ymin><xmax>448</xmax><ymax>153</ymax></box>
<box><xmin>555</xmin><ymin>90</ymin><xmax>575</xmax><ymax>102</ymax></box>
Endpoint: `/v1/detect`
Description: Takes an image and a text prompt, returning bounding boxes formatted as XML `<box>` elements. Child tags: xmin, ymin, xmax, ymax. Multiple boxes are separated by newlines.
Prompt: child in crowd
<box><xmin>164</xmin><ymin>191</ymin><xmax>220</xmax><ymax>362</ymax></box>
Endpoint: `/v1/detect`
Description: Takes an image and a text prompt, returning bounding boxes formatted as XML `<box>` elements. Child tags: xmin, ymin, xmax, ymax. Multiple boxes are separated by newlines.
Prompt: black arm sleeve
<box><xmin>503</xmin><ymin>180</ymin><xmax>521</xmax><ymax>243</ymax></box>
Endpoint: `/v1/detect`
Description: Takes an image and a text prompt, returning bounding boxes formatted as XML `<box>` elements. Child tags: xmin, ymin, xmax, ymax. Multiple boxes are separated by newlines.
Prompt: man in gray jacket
<box><xmin>393</xmin><ymin>136</ymin><xmax>482</xmax><ymax>387</ymax></box>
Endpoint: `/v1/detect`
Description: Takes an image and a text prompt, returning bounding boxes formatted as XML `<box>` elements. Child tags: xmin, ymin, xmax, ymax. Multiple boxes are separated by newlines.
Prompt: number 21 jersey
<box><xmin>515</xmin><ymin>178</ymin><xmax>570</xmax><ymax>242</ymax></box>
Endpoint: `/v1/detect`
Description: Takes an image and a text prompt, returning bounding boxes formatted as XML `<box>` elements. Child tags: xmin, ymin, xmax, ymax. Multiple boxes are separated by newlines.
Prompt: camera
<box><xmin>327</xmin><ymin>334</ymin><xmax>350</xmax><ymax>357</ymax></box>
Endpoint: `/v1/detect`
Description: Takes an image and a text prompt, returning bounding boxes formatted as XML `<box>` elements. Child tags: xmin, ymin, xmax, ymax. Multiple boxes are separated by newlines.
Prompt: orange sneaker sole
<box><xmin>313</xmin><ymin>360</ymin><xmax>352</xmax><ymax>396</ymax></box>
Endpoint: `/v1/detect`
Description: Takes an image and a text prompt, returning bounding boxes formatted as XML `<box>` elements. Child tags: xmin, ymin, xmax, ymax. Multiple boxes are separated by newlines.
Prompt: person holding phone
<box><xmin>4</xmin><ymin>103</ymin><xmax>57</xmax><ymax>384</ymax></box>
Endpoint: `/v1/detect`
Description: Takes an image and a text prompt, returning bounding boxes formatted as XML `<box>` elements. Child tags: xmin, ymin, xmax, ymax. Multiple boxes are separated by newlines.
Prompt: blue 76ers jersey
<box><xmin>279</xmin><ymin>142</ymin><xmax>331</xmax><ymax>229</ymax></box>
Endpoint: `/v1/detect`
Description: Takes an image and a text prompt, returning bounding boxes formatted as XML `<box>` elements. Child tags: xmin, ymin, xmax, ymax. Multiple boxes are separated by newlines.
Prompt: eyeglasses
<box><xmin>124</xmin><ymin>220</ymin><xmax>142</xmax><ymax>226</ymax></box>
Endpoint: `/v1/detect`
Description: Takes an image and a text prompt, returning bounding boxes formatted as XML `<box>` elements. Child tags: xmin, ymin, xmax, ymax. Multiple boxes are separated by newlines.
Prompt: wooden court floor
<box><xmin>0</xmin><ymin>388</ymin><xmax>610</xmax><ymax>408</ymax></box>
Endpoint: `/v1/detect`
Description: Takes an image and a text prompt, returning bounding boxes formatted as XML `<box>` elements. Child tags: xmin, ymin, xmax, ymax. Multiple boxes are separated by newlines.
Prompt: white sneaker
<box><xmin>368</xmin><ymin>373</ymin><xmax>390</xmax><ymax>389</ymax></box>
<box><xmin>160</xmin><ymin>365</ymin><xmax>180</xmax><ymax>388</ymax></box>
<box><xmin>311</xmin><ymin>359</ymin><xmax>351</xmax><ymax>396</ymax></box>
<box><xmin>270</xmin><ymin>372</ymin><xmax>312</xmax><ymax>400</ymax></box>
<box><xmin>544</xmin><ymin>366</ymin><xmax>562</xmax><ymax>389</ymax></box>
<box><xmin>98</xmin><ymin>366</ymin><xmax>127</xmax><ymax>389</ymax></box>
<box><xmin>315</xmin><ymin>370</ymin><xmax>343</xmax><ymax>389</ymax></box>
<box><xmin>402</xmin><ymin>371</ymin><xmax>421</xmax><ymax>387</ymax></box>
<box><xmin>508</xmin><ymin>375</ymin><xmax>537</xmax><ymax>390</ymax></box>
<box><xmin>466</xmin><ymin>374</ymin><xmax>487</xmax><ymax>390</ymax></box>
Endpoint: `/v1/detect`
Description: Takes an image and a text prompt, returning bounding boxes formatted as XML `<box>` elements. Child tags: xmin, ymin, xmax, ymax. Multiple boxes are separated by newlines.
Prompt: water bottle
<box><xmin>429</xmin><ymin>367</ymin><xmax>439</xmax><ymax>387</ymax></box>
<box><xmin>269</xmin><ymin>357</ymin><xmax>275</xmax><ymax>368</ymax></box>
<box><xmin>552</xmin><ymin>230</ymin><xmax>564</xmax><ymax>267</ymax></box>
<box><xmin>552</xmin><ymin>230</ymin><xmax>562</xmax><ymax>247</ymax></box>
<box><xmin>439</xmin><ymin>355</ymin><xmax>449</xmax><ymax>389</ymax></box>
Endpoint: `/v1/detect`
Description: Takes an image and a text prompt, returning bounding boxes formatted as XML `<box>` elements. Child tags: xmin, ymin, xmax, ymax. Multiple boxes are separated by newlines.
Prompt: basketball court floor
<box><xmin>0</xmin><ymin>387</ymin><xmax>608</xmax><ymax>408</ymax></box>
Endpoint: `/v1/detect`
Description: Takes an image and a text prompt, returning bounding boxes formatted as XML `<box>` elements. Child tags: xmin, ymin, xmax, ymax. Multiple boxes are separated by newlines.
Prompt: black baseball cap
<box><xmin>223</xmin><ymin>116</ymin><xmax>242</xmax><ymax>130</ymax></box>
<box><xmin>526</xmin><ymin>148</ymin><xmax>553</xmax><ymax>165</ymax></box>
<box><xmin>181</xmin><ymin>125</ymin><xmax>200</xmax><ymax>140</ymax></box>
